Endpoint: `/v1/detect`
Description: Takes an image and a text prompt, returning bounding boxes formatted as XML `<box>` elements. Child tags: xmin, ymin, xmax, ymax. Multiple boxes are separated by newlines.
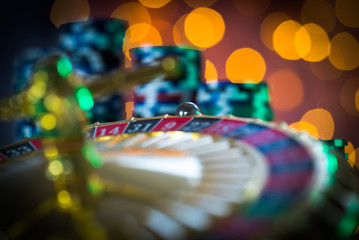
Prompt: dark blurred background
<box><xmin>0</xmin><ymin>0</ymin><xmax>358</xmax><ymax>163</ymax></box>
<box><xmin>0</xmin><ymin>0</ymin><xmax>58</xmax><ymax>143</ymax></box>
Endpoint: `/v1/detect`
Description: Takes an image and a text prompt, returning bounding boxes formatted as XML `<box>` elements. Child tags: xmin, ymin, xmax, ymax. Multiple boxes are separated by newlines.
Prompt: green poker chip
<box><xmin>130</xmin><ymin>46</ymin><xmax>202</xmax><ymax>90</ymax></box>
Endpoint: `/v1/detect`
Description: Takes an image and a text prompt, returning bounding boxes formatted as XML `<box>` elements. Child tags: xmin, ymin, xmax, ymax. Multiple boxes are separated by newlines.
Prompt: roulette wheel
<box><xmin>0</xmin><ymin>20</ymin><xmax>358</xmax><ymax>240</ymax></box>
<box><xmin>1</xmin><ymin>99</ymin><xmax>359</xmax><ymax>240</ymax></box>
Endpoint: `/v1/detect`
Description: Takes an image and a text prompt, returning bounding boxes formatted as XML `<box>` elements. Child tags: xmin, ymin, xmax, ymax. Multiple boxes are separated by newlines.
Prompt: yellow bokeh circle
<box><xmin>329</xmin><ymin>32</ymin><xmax>359</xmax><ymax>71</ymax></box>
<box><xmin>48</xmin><ymin>160</ymin><xmax>64</xmax><ymax>176</ymax></box>
<box><xmin>301</xmin><ymin>0</ymin><xmax>336</xmax><ymax>32</ymax></box>
<box><xmin>340</xmin><ymin>77</ymin><xmax>359</xmax><ymax>116</ymax></box>
<box><xmin>184</xmin><ymin>7</ymin><xmax>225</xmax><ymax>48</ymax></box>
<box><xmin>349</xmin><ymin>148</ymin><xmax>359</xmax><ymax>169</ymax></box>
<box><xmin>138</xmin><ymin>0</ymin><xmax>171</xmax><ymax>8</ymax></box>
<box><xmin>123</xmin><ymin>23</ymin><xmax>163</xmax><ymax>52</ymax></box>
<box><xmin>300</xmin><ymin>108</ymin><xmax>335</xmax><ymax>140</ymax></box>
<box><xmin>289</xmin><ymin>121</ymin><xmax>319</xmax><ymax>139</ymax></box>
<box><xmin>273</xmin><ymin>20</ymin><xmax>302</xmax><ymax>60</ymax></box>
<box><xmin>173</xmin><ymin>14</ymin><xmax>196</xmax><ymax>48</ymax></box>
<box><xmin>267</xmin><ymin>69</ymin><xmax>303</xmax><ymax>111</ymax></box>
<box><xmin>205</xmin><ymin>60</ymin><xmax>218</xmax><ymax>83</ymax></box>
<box><xmin>299</xmin><ymin>23</ymin><xmax>330</xmax><ymax>62</ymax></box>
<box><xmin>57</xmin><ymin>190</ymin><xmax>72</xmax><ymax>208</ymax></box>
<box><xmin>335</xmin><ymin>0</ymin><xmax>359</xmax><ymax>28</ymax></box>
<box><xmin>260</xmin><ymin>12</ymin><xmax>290</xmax><ymax>50</ymax></box>
<box><xmin>294</xmin><ymin>25</ymin><xmax>311</xmax><ymax>58</ymax></box>
<box><xmin>226</xmin><ymin>48</ymin><xmax>266</xmax><ymax>84</ymax></box>
<box><xmin>44</xmin><ymin>94</ymin><xmax>62</xmax><ymax>113</ymax></box>
<box><xmin>50</xmin><ymin>0</ymin><xmax>90</xmax><ymax>28</ymax></box>
<box><xmin>152</xmin><ymin>20</ymin><xmax>174</xmax><ymax>45</ymax></box>
<box><xmin>40</xmin><ymin>113</ymin><xmax>57</xmax><ymax>130</ymax></box>
<box><xmin>111</xmin><ymin>2</ymin><xmax>151</xmax><ymax>26</ymax></box>
<box><xmin>345</xmin><ymin>141</ymin><xmax>356</xmax><ymax>167</ymax></box>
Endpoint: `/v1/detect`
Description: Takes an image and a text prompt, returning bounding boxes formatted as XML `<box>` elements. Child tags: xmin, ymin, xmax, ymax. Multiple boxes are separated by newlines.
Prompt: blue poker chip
<box><xmin>13</xmin><ymin>48</ymin><xmax>59</xmax><ymax>92</ymax></box>
<box><xmin>134</xmin><ymin>80</ymin><xmax>196</xmax><ymax>117</ymax></box>
<box><xmin>130</xmin><ymin>46</ymin><xmax>202</xmax><ymax>118</ymax></box>
<box><xmin>66</xmin><ymin>47</ymin><xmax>104</xmax><ymax>75</ymax></box>
<box><xmin>58</xmin><ymin>19</ymin><xmax>127</xmax><ymax>50</ymax></box>
<box><xmin>58</xmin><ymin>19</ymin><xmax>128</xmax><ymax>74</ymax></box>
<box><xmin>323</xmin><ymin>139</ymin><xmax>349</xmax><ymax>160</ymax></box>
<box><xmin>130</xmin><ymin>46</ymin><xmax>202</xmax><ymax>89</ymax></box>
<box><xmin>14</xmin><ymin>119</ymin><xmax>40</xmax><ymax>141</ymax></box>
<box><xmin>13</xmin><ymin>48</ymin><xmax>59</xmax><ymax>140</ymax></box>
<box><xmin>12</xmin><ymin>20</ymin><xmax>130</xmax><ymax>138</ymax></box>
<box><xmin>91</xmin><ymin>94</ymin><xmax>125</xmax><ymax>123</ymax></box>
<box><xmin>196</xmin><ymin>81</ymin><xmax>274</xmax><ymax>121</ymax></box>
<box><xmin>58</xmin><ymin>19</ymin><xmax>129</xmax><ymax>123</ymax></box>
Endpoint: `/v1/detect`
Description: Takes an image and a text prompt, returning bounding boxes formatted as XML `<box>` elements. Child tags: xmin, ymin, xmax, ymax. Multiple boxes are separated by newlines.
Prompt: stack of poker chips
<box><xmin>13</xmin><ymin>48</ymin><xmax>59</xmax><ymax>140</ymax></box>
<box><xmin>324</xmin><ymin>139</ymin><xmax>348</xmax><ymax>160</ymax></box>
<box><xmin>130</xmin><ymin>46</ymin><xmax>201</xmax><ymax>118</ymax></box>
<box><xmin>58</xmin><ymin>19</ymin><xmax>128</xmax><ymax>123</ymax></box>
<box><xmin>196</xmin><ymin>81</ymin><xmax>274</xmax><ymax>121</ymax></box>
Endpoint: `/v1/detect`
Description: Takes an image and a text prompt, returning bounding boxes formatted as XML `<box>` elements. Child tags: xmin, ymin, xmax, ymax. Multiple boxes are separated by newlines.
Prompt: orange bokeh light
<box><xmin>123</xmin><ymin>23</ymin><xmax>162</xmax><ymax>52</ymax></box>
<box><xmin>340</xmin><ymin>77</ymin><xmax>359</xmax><ymax>116</ymax></box>
<box><xmin>335</xmin><ymin>0</ymin><xmax>359</xmax><ymax>28</ymax></box>
<box><xmin>138</xmin><ymin>0</ymin><xmax>171</xmax><ymax>8</ymax></box>
<box><xmin>300</xmin><ymin>108</ymin><xmax>335</xmax><ymax>140</ymax></box>
<box><xmin>205</xmin><ymin>60</ymin><xmax>218</xmax><ymax>83</ymax></box>
<box><xmin>349</xmin><ymin>148</ymin><xmax>359</xmax><ymax>170</ymax></box>
<box><xmin>260</xmin><ymin>12</ymin><xmax>290</xmax><ymax>51</ymax></box>
<box><xmin>184</xmin><ymin>7</ymin><xmax>225</xmax><ymax>48</ymax></box>
<box><xmin>125</xmin><ymin>101</ymin><xmax>134</xmax><ymax>119</ymax></box>
<box><xmin>111</xmin><ymin>2</ymin><xmax>153</xmax><ymax>49</ymax></box>
<box><xmin>294</xmin><ymin>25</ymin><xmax>311</xmax><ymax>58</ymax></box>
<box><xmin>289</xmin><ymin>121</ymin><xmax>319</xmax><ymax>139</ymax></box>
<box><xmin>301</xmin><ymin>0</ymin><xmax>336</xmax><ymax>32</ymax></box>
<box><xmin>267</xmin><ymin>69</ymin><xmax>303</xmax><ymax>111</ymax></box>
<box><xmin>300</xmin><ymin>23</ymin><xmax>330</xmax><ymax>62</ymax></box>
<box><xmin>345</xmin><ymin>141</ymin><xmax>356</xmax><ymax>167</ymax></box>
<box><xmin>329</xmin><ymin>32</ymin><xmax>359</xmax><ymax>71</ymax></box>
<box><xmin>356</xmin><ymin>89</ymin><xmax>359</xmax><ymax>112</ymax></box>
<box><xmin>50</xmin><ymin>0</ymin><xmax>89</xmax><ymax>28</ymax></box>
<box><xmin>226</xmin><ymin>48</ymin><xmax>266</xmax><ymax>84</ymax></box>
<box><xmin>273</xmin><ymin>20</ymin><xmax>303</xmax><ymax>60</ymax></box>
<box><xmin>111</xmin><ymin>2</ymin><xmax>151</xmax><ymax>27</ymax></box>
<box><xmin>151</xmin><ymin>20</ymin><xmax>174</xmax><ymax>45</ymax></box>
<box><xmin>173</xmin><ymin>14</ymin><xmax>197</xmax><ymax>48</ymax></box>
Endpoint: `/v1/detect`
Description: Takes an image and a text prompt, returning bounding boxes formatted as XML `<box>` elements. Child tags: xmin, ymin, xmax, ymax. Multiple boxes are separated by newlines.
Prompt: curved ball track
<box><xmin>0</xmin><ymin>115</ymin><xmax>358</xmax><ymax>240</ymax></box>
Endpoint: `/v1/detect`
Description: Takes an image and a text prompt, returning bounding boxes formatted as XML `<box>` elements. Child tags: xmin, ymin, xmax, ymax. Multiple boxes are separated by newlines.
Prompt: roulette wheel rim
<box><xmin>2</xmin><ymin>111</ymin><xmax>358</xmax><ymax>240</ymax></box>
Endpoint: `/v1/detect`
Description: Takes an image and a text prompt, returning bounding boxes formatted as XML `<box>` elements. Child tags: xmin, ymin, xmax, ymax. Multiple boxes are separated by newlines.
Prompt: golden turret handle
<box><xmin>0</xmin><ymin>54</ymin><xmax>183</xmax><ymax>121</ymax></box>
<box><xmin>0</xmin><ymin>54</ymin><xmax>183</xmax><ymax>240</ymax></box>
